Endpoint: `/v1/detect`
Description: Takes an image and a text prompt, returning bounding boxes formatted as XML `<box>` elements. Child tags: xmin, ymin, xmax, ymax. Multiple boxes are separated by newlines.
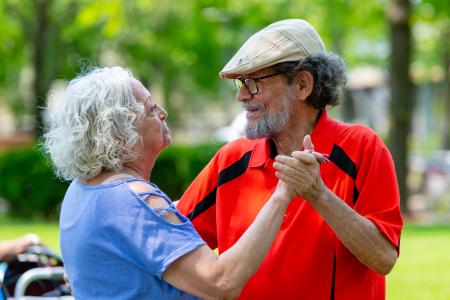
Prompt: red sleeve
<box><xmin>177</xmin><ymin>152</ymin><xmax>221</xmax><ymax>249</ymax></box>
<box><xmin>354</xmin><ymin>143</ymin><xmax>403</xmax><ymax>251</ymax></box>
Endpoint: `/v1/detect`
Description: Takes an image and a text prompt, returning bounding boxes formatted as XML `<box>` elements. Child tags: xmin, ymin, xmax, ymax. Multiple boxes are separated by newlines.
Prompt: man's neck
<box><xmin>272</xmin><ymin>108</ymin><xmax>320</xmax><ymax>155</ymax></box>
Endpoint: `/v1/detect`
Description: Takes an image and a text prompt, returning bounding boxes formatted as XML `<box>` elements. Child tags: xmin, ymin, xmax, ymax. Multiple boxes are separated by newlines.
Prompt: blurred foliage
<box><xmin>412</xmin><ymin>0</ymin><xmax>450</xmax><ymax>82</ymax></box>
<box><xmin>0</xmin><ymin>0</ymin><xmax>448</xmax><ymax>131</ymax></box>
<box><xmin>0</xmin><ymin>0</ymin><xmax>122</xmax><ymax>82</ymax></box>
<box><xmin>0</xmin><ymin>0</ymin><xmax>448</xmax><ymax>214</ymax></box>
<box><xmin>0</xmin><ymin>142</ymin><xmax>223</xmax><ymax>219</ymax></box>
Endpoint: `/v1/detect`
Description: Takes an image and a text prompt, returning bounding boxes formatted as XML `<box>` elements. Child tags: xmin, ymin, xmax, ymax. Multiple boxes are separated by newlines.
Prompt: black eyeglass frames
<box><xmin>234</xmin><ymin>72</ymin><xmax>282</xmax><ymax>95</ymax></box>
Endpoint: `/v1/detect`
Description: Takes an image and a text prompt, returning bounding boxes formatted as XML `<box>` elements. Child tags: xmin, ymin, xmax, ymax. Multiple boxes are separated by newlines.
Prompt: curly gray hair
<box><xmin>271</xmin><ymin>52</ymin><xmax>347</xmax><ymax>109</ymax></box>
<box><xmin>43</xmin><ymin>66</ymin><xmax>145</xmax><ymax>181</ymax></box>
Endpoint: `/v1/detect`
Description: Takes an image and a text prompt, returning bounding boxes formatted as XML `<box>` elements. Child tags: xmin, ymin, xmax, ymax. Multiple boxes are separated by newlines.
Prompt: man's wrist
<box><xmin>310</xmin><ymin>185</ymin><xmax>329</xmax><ymax>205</ymax></box>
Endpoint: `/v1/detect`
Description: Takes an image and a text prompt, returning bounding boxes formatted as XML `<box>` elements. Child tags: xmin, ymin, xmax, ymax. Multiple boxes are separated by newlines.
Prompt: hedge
<box><xmin>0</xmin><ymin>146</ymin><xmax>69</xmax><ymax>219</ymax></box>
<box><xmin>151</xmin><ymin>143</ymin><xmax>223</xmax><ymax>200</ymax></box>
<box><xmin>0</xmin><ymin>143</ymin><xmax>223</xmax><ymax>219</ymax></box>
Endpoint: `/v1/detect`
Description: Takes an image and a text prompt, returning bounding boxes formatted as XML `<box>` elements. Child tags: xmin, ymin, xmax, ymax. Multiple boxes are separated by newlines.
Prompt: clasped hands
<box><xmin>273</xmin><ymin>135</ymin><xmax>329</xmax><ymax>203</ymax></box>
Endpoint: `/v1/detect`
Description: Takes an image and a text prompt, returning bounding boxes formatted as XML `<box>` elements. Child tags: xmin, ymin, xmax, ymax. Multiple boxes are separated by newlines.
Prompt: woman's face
<box><xmin>132</xmin><ymin>79</ymin><xmax>172</xmax><ymax>154</ymax></box>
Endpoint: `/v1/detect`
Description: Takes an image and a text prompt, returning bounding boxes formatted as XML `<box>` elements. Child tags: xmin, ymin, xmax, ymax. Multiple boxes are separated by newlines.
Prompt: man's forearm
<box><xmin>310</xmin><ymin>188</ymin><xmax>398</xmax><ymax>275</ymax></box>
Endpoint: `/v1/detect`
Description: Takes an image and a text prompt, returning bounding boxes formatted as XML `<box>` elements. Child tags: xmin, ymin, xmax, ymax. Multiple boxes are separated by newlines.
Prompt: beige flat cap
<box><xmin>220</xmin><ymin>19</ymin><xmax>326</xmax><ymax>79</ymax></box>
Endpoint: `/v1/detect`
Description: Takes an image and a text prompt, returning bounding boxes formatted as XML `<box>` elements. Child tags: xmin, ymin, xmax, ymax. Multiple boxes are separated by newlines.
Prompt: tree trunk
<box><xmin>342</xmin><ymin>89</ymin><xmax>355</xmax><ymax>122</ymax></box>
<box><xmin>387</xmin><ymin>0</ymin><xmax>413</xmax><ymax>214</ymax></box>
<box><xmin>32</xmin><ymin>0</ymin><xmax>52</xmax><ymax>138</ymax></box>
<box><xmin>442</xmin><ymin>26</ymin><xmax>450</xmax><ymax>149</ymax></box>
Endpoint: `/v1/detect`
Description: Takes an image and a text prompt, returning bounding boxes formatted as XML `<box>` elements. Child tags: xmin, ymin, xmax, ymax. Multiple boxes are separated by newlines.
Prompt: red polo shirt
<box><xmin>177</xmin><ymin>111</ymin><xmax>403</xmax><ymax>300</ymax></box>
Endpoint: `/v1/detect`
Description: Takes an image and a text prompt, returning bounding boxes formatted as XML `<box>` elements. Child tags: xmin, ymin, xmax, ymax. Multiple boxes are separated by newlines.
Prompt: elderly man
<box><xmin>177</xmin><ymin>19</ymin><xmax>403</xmax><ymax>299</ymax></box>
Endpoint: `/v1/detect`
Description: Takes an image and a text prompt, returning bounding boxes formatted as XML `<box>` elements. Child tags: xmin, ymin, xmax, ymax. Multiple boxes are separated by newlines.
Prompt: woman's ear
<box><xmin>296</xmin><ymin>70</ymin><xmax>314</xmax><ymax>101</ymax></box>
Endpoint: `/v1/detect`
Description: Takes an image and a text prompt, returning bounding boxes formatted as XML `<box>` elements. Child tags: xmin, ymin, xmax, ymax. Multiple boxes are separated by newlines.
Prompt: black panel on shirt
<box><xmin>329</xmin><ymin>144</ymin><xmax>360</xmax><ymax>204</ymax></box>
<box><xmin>188</xmin><ymin>150</ymin><xmax>252</xmax><ymax>220</ymax></box>
<box><xmin>186</xmin><ymin>188</ymin><xmax>217</xmax><ymax>220</ymax></box>
<box><xmin>330</xmin><ymin>251</ymin><xmax>336</xmax><ymax>300</ymax></box>
<box><xmin>353</xmin><ymin>185</ymin><xmax>360</xmax><ymax>204</ymax></box>
<box><xmin>269</xmin><ymin>139</ymin><xmax>278</xmax><ymax>159</ymax></box>
<box><xmin>217</xmin><ymin>151</ymin><xmax>252</xmax><ymax>186</ymax></box>
<box><xmin>329</xmin><ymin>144</ymin><xmax>356</xmax><ymax>180</ymax></box>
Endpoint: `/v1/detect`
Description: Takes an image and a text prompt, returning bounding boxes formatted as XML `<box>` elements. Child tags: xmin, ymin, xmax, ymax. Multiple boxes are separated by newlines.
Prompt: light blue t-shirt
<box><xmin>60</xmin><ymin>179</ymin><xmax>205</xmax><ymax>299</ymax></box>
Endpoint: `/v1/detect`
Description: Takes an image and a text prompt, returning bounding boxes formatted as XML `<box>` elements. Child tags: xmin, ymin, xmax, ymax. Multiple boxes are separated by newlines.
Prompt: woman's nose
<box><xmin>158</xmin><ymin>106</ymin><xmax>168</xmax><ymax>121</ymax></box>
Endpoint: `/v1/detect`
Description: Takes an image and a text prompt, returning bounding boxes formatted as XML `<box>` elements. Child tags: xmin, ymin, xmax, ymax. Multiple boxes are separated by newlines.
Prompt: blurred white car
<box><xmin>214</xmin><ymin>111</ymin><xmax>247</xmax><ymax>142</ymax></box>
<box><xmin>424</xmin><ymin>151</ymin><xmax>450</xmax><ymax>197</ymax></box>
<box><xmin>409</xmin><ymin>150</ymin><xmax>450</xmax><ymax>211</ymax></box>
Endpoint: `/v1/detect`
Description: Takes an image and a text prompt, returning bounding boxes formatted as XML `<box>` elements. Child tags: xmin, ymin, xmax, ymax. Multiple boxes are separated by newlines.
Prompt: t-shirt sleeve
<box><xmin>354</xmin><ymin>144</ymin><xmax>403</xmax><ymax>251</ymax></box>
<box><xmin>177</xmin><ymin>152</ymin><xmax>221</xmax><ymax>249</ymax></box>
<box><xmin>103</xmin><ymin>191</ymin><xmax>206</xmax><ymax>279</ymax></box>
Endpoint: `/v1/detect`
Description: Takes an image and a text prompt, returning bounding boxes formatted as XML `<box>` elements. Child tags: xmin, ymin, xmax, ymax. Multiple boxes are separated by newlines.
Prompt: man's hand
<box><xmin>276</xmin><ymin>136</ymin><xmax>399</xmax><ymax>275</ymax></box>
<box><xmin>273</xmin><ymin>135</ymin><xmax>327</xmax><ymax>202</ymax></box>
<box><xmin>303</xmin><ymin>134</ymin><xmax>329</xmax><ymax>163</ymax></box>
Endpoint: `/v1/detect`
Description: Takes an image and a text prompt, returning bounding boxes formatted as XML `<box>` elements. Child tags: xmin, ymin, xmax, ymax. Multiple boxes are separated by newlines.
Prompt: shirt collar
<box><xmin>310</xmin><ymin>109</ymin><xmax>338</xmax><ymax>154</ymax></box>
<box><xmin>248</xmin><ymin>109</ymin><xmax>338</xmax><ymax>168</ymax></box>
<box><xmin>249</xmin><ymin>138</ymin><xmax>273</xmax><ymax>168</ymax></box>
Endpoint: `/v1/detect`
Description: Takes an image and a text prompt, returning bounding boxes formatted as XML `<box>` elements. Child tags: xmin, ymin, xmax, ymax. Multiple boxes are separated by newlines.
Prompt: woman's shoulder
<box><xmin>127</xmin><ymin>180</ymin><xmax>185</xmax><ymax>224</ymax></box>
<box><xmin>127</xmin><ymin>179</ymin><xmax>155</xmax><ymax>193</ymax></box>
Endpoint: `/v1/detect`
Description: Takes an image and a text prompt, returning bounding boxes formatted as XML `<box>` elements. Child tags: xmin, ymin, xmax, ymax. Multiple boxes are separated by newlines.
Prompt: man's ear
<box><xmin>296</xmin><ymin>70</ymin><xmax>314</xmax><ymax>101</ymax></box>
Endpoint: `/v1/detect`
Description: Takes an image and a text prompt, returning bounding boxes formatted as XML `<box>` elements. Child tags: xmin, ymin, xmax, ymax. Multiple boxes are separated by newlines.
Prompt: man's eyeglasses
<box><xmin>234</xmin><ymin>72</ymin><xmax>282</xmax><ymax>95</ymax></box>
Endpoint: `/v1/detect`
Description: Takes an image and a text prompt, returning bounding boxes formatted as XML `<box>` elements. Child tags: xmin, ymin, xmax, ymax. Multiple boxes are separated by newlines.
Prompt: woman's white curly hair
<box><xmin>43</xmin><ymin>66</ymin><xmax>145</xmax><ymax>181</ymax></box>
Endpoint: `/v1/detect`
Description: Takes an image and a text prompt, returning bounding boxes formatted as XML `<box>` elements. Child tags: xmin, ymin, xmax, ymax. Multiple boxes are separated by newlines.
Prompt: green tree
<box><xmin>117</xmin><ymin>0</ymin><xmax>226</xmax><ymax>127</ymax></box>
<box><xmin>1</xmin><ymin>0</ymin><xmax>122</xmax><ymax>137</ymax></box>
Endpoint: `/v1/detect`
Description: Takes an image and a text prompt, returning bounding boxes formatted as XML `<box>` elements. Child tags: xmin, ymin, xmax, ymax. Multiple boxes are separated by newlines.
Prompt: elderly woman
<box><xmin>43</xmin><ymin>66</ymin><xmax>295</xmax><ymax>299</ymax></box>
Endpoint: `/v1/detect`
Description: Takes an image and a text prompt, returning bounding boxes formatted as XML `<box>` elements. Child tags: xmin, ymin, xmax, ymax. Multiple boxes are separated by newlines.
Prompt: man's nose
<box><xmin>236</xmin><ymin>85</ymin><xmax>252</xmax><ymax>102</ymax></box>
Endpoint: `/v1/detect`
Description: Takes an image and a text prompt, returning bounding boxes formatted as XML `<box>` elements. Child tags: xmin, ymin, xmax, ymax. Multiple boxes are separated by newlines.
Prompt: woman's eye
<box><xmin>147</xmin><ymin>103</ymin><xmax>157</xmax><ymax>116</ymax></box>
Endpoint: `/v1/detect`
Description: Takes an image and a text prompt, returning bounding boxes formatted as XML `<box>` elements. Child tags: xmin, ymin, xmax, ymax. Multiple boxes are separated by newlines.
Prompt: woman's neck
<box><xmin>83</xmin><ymin>163</ymin><xmax>153</xmax><ymax>186</ymax></box>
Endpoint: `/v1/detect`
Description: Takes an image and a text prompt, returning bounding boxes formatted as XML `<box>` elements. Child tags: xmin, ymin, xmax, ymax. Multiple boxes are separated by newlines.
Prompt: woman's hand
<box><xmin>272</xmin><ymin>179</ymin><xmax>297</xmax><ymax>204</ymax></box>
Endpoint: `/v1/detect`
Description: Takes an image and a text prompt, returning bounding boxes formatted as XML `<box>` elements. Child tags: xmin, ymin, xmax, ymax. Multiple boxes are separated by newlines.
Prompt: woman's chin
<box><xmin>163</xmin><ymin>136</ymin><xmax>172</xmax><ymax>148</ymax></box>
<box><xmin>162</xmin><ymin>127</ymin><xmax>172</xmax><ymax>147</ymax></box>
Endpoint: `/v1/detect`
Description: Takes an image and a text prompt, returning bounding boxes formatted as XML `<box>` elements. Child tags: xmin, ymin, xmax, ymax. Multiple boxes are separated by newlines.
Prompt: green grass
<box><xmin>387</xmin><ymin>224</ymin><xmax>450</xmax><ymax>300</ymax></box>
<box><xmin>1</xmin><ymin>217</ymin><xmax>449</xmax><ymax>299</ymax></box>
<box><xmin>0</xmin><ymin>216</ymin><xmax>60</xmax><ymax>254</ymax></box>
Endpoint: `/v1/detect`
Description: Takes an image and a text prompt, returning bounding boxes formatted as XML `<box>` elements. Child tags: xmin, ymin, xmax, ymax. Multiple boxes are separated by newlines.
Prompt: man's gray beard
<box><xmin>245</xmin><ymin>99</ymin><xmax>290</xmax><ymax>139</ymax></box>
